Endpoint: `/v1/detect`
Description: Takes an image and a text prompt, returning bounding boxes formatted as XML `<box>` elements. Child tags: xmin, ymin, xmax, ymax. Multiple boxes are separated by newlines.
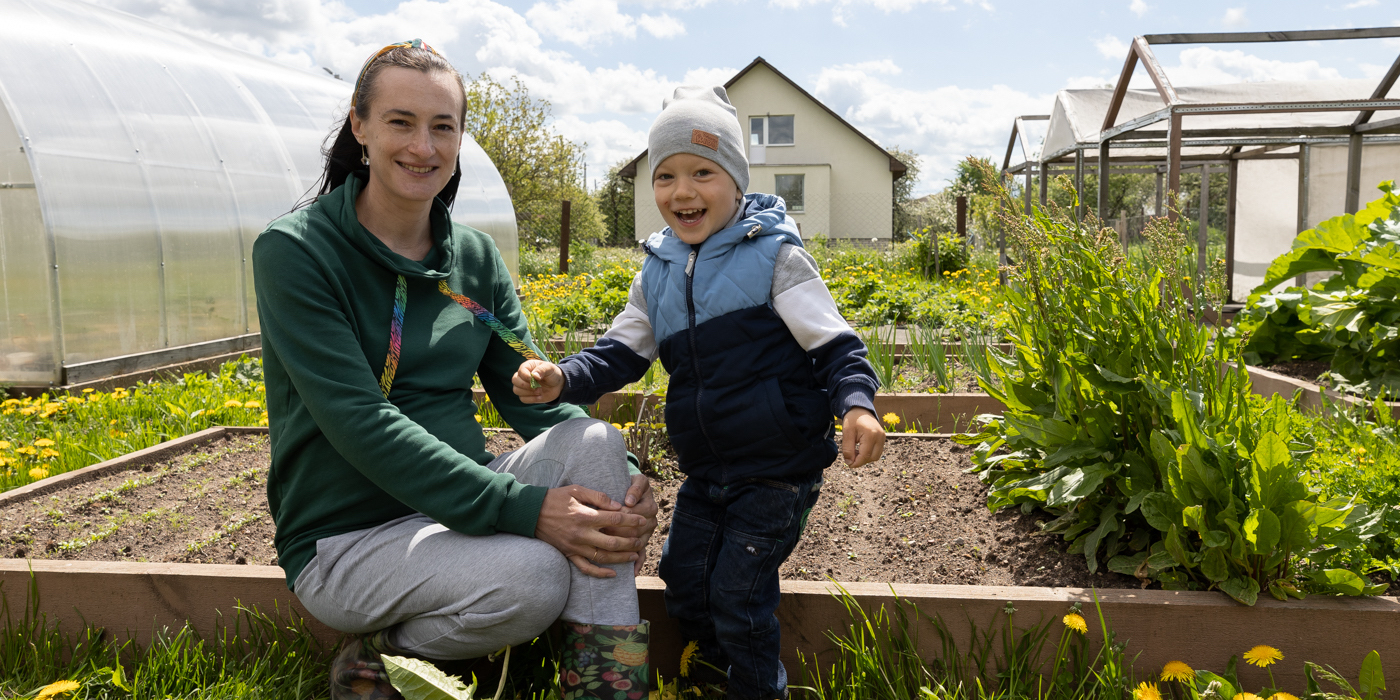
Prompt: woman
<box><xmin>252</xmin><ymin>40</ymin><xmax>657</xmax><ymax>700</ymax></box>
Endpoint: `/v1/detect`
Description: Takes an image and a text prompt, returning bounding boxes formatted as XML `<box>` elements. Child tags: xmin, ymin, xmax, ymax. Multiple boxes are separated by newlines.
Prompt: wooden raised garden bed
<box><xmin>2</xmin><ymin>426</ymin><xmax>1398</xmax><ymax>691</ymax></box>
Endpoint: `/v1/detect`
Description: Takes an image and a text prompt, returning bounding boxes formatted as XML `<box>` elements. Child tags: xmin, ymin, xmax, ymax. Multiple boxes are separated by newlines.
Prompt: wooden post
<box><xmin>1024</xmin><ymin>167</ymin><xmax>1032</xmax><ymax>216</ymax></box>
<box><xmin>1296</xmin><ymin>146</ymin><xmax>1311</xmax><ymax>287</ymax></box>
<box><xmin>1226</xmin><ymin>157</ymin><xmax>1238</xmax><ymax>303</ymax></box>
<box><xmin>1155</xmin><ymin>170</ymin><xmax>1164</xmax><ymax>218</ymax></box>
<box><xmin>1074</xmin><ymin>149</ymin><xmax>1085</xmax><ymax>222</ymax></box>
<box><xmin>1039</xmin><ymin>164</ymin><xmax>1049</xmax><ymax>205</ymax></box>
<box><xmin>559</xmin><ymin>200</ymin><xmax>572</xmax><ymax>273</ymax></box>
<box><xmin>956</xmin><ymin>195</ymin><xmax>967</xmax><ymax>247</ymax></box>
<box><xmin>1345</xmin><ymin>132</ymin><xmax>1363</xmax><ymax>214</ymax></box>
<box><xmin>1197</xmin><ymin>165</ymin><xmax>1210</xmax><ymax>281</ymax></box>
<box><xmin>1167</xmin><ymin>112</ymin><xmax>1182</xmax><ymax>222</ymax></box>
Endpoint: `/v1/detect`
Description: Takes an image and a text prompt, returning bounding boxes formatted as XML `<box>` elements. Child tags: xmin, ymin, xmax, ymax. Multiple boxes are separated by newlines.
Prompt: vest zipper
<box><xmin>684</xmin><ymin>248</ymin><xmax>718</xmax><ymax>459</ymax></box>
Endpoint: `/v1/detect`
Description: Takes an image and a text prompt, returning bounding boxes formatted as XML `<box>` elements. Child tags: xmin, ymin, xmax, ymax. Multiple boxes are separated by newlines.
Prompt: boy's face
<box><xmin>653</xmin><ymin>153</ymin><xmax>742</xmax><ymax>245</ymax></box>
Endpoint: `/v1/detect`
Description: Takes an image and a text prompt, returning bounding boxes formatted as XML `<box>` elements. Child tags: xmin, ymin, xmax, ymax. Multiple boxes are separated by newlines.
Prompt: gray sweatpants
<box><xmin>293</xmin><ymin>418</ymin><xmax>640</xmax><ymax>660</ymax></box>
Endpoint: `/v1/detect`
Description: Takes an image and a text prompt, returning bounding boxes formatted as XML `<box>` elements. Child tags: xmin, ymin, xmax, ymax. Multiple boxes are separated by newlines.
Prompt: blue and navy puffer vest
<box><xmin>641</xmin><ymin>194</ymin><xmax>837</xmax><ymax>483</ymax></box>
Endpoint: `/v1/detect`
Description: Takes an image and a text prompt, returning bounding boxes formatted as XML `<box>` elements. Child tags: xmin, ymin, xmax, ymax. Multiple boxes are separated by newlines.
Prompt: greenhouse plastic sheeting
<box><xmin>0</xmin><ymin>0</ymin><xmax>518</xmax><ymax>387</ymax></box>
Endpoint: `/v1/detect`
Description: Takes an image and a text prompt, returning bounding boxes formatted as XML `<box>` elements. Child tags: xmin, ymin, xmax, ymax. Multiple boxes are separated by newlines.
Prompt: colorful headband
<box><xmin>350</xmin><ymin>38</ymin><xmax>440</xmax><ymax>109</ymax></box>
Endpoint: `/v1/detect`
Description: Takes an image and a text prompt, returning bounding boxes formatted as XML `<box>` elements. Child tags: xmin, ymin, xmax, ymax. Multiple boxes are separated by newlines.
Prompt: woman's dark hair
<box><xmin>298</xmin><ymin>44</ymin><xmax>469</xmax><ymax>210</ymax></box>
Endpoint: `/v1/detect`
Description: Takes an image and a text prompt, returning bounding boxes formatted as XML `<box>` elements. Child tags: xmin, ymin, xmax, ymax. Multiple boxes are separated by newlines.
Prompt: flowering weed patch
<box><xmin>0</xmin><ymin>357</ymin><xmax>266</xmax><ymax>494</ymax></box>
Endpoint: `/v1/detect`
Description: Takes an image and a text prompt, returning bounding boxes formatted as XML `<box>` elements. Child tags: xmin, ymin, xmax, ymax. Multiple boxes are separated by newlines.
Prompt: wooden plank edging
<box><xmin>0</xmin><ymin>560</ymin><xmax>1395</xmax><ymax>692</ymax></box>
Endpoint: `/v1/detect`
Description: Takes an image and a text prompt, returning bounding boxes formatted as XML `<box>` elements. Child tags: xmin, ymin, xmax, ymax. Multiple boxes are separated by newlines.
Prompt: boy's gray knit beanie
<box><xmin>648</xmin><ymin>85</ymin><xmax>749</xmax><ymax>193</ymax></box>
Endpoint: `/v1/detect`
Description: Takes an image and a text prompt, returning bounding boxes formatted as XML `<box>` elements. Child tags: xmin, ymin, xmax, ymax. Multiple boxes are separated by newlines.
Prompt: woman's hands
<box><xmin>513</xmin><ymin>360</ymin><xmax>563</xmax><ymax>403</ymax></box>
<box><xmin>607</xmin><ymin>474</ymin><xmax>659</xmax><ymax>575</ymax></box>
<box><xmin>841</xmin><ymin>407</ymin><xmax>886</xmax><ymax>469</ymax></box>
<box><xmin>536</xmin><ymin>485</ymin><xmax>647</xmax><ymax>578</ymax></box>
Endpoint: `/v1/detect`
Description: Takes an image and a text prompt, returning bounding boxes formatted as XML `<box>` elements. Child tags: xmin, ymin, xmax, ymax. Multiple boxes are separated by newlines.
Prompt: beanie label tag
<box><xmin>691</xmin><ymin>129</ymin><xmax>719</xmax><ymax>151</ymax></box>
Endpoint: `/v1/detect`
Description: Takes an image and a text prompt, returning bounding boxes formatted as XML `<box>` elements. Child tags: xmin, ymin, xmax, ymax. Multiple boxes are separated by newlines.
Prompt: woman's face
<box><xmin>350</xmin><ymin>66</ymin><xmax>464</xmax><ymax>207</ymax></box>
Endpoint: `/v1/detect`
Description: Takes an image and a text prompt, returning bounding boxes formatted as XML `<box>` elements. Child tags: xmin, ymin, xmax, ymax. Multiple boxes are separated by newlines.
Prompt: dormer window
<box><xmin>749</xmin><ymin>115</ymin><xmax>794</xmax><ymax>146</ymax></box>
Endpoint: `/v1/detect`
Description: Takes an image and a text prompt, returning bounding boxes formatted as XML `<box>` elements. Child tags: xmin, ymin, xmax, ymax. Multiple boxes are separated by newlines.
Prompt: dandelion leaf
<box><xmin>383</xmin><ymin>654</ymin><xmax>476</xmax><ymax>700</ymax></box>
<box><xmin>1360</xmin><ymin>649</ymin><xmax>1384</xmax><ymax>700</ymax></box>
<box><xmin>1219</xmin><ymin>576</ymin><xmax>1260</xmax><ymax>606</ymax></box>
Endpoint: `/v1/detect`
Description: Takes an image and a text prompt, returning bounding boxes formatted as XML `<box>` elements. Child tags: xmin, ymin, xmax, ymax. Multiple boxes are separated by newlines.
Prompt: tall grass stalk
<box><xmin>907</xmin><ymin>322</ymin><xmax>954</xmax><ymax>391</ymax></box>
<box><xmin>860</xmin><ymin>325</ymin><xmax>899</xmax><ymax>390</ymax></box>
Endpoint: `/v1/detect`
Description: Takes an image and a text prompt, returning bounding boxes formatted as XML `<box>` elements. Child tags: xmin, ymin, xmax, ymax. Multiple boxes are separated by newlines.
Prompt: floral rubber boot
<box><xmin>560</xmin><ymin>620</ymin><xmax>651</xmax><ymax>700</ymax></box>
<box><xmin>330</xmin><ymin>630</ymin><xmax>407</xmax><ymax>700</ymax></box>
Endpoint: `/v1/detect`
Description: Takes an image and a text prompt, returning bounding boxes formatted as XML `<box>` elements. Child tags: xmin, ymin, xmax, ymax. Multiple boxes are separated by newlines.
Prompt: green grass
<box><xmin>0</xmin><ymin>356</ymin><xmax>266</xmax><ymax>495</ymax></box>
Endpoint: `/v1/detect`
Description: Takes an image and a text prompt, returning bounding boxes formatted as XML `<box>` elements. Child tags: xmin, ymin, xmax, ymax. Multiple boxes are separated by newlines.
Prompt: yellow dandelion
<box><xmin>611</xmin><ymin>423</ymin><xmax>622</xmax><ymax>430</ymax></box>
<box><xmin>28</xmin><ymin>467</ymin><xmax>49</xmax><ymax>481</ymax></box>
<box><xmin>223</xmin><ymin>399</ymin><xmax>244</xmax><ymax>408</ymax></box>
<box><xmin>243</xmin><ymin>400</ymin><xmax>261</xmax><ymax>409</ymax></box>
<box><xmin>1268</xmin><ymin>694</ymin><xmax>1299</xmax><ymax>700</ymax></box>
<box><xmin>0</xmin><ymin>441</ymin><xmax>10</xmax><ymax>450</ymax></box>
<box><xmin>81</xmin><ymin>388</ymin><xmax>95</xmax><ymax>393</ymax></box>
<box><xmin>33</xmin><ymin>438</ymin><xmax>55</xmax><ymax>447</ymax></box>
<box><xmin>1134</xmin><ymin>682</ymin><xmax>1162</xmax><ymax>700</ymax></box>
<box><xmin>1062</xmin><ymin>613</ymin><xmax>1087</xmax><ymax>634</ymax></box>
<box><xmin>881</xmin><ymin>413</ymin><xmax>900</xmax><ymax>427</ymax></box>
<box><xmin>16</xmin><ymin>446</ymin><xmax>37</xmax><ymax>456</ymax></box>
<box><xmin>39</xmin><ymin>448</ymin><xmax>59</xmax><ymax>459</ymax></box>
<box><xmin>1243</xmin><ymin>645</ymin><xmax>1283</xmax><ymax>668</ymax></box>
<box><xmin>36</xmin><ymin>680</ymin><xmax>81</xmax><ymax>699</ymax></box>
<box><xmin>1160</xmin><ymin>660</ymin><xmax>1193</xmax><ymax>683</ymax></box>
<box><xmin>679</xmin><ymin>640</ymin><xmax>699</xmax><ymax>677</ymax></box>
<box><xmin>1234</xmin><ymin>694</ymin><xmax>1263</xmax><ymax>700</ymax></box>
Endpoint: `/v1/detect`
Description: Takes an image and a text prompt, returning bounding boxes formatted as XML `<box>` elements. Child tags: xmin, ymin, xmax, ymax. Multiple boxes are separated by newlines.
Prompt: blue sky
<box><xmin>93</xmin><ymin>0</ymin><xmax>1400</xmax><ymax>194</ymax></box>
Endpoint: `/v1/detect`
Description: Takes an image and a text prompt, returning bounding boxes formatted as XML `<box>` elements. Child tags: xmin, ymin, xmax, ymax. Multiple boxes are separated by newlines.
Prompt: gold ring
<box><xmin>592</xmin><ymin>547</ymin><xmax>600</xmax><ymax>561</ymax></box>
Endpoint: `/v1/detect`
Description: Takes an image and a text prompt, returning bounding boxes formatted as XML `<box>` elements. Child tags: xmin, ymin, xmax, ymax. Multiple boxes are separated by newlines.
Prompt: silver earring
<box><xmin>360</xmin><ymin>144</ymin><xmax>369</xmax><ymax>166</ymax></box>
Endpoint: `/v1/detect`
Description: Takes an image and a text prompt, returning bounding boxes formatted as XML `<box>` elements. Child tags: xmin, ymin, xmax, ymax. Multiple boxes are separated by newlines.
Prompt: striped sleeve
<box><xmin>771</xmin><ymin>244</ymin><xmax>879</xmax><ymax>417</ymax></box>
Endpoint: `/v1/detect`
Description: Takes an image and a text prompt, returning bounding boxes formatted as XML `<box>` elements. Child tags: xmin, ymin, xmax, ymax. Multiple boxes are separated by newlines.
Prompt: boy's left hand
<box><xmin>841</xmin><ymin>407</ymin><xmax>885</xmax><ymax>468</ymax></box>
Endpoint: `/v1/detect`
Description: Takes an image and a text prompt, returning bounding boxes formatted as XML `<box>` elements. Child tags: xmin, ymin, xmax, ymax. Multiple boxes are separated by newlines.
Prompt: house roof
<box><xmin>618</xmin><ymin>56</ymin><xmax>908</xmax><ymax>180</ymax></box>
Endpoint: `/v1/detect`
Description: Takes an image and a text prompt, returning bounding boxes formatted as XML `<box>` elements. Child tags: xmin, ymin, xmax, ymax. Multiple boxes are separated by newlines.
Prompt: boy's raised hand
<box><xmin>841</xmin><ymin>407</ymin><xmax>886</xmax><ymax>469</ymax></box>
<box><xmin>513</xmin><ymin>359</ymin><xmax>563</xmax><ymax>403</ymax></box>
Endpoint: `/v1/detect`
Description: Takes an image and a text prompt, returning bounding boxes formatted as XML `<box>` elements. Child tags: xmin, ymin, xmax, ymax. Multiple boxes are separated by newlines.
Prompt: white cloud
<box><xmin>553</xmin><ymin>115</ymin><xmax>650</xmax><ymax>178</ymax></box>
<box><xmin>1064</xmin><ymin>46</ymin><xmax>1345</xmax><ymax>91</ymax></box>
<box><xmin>1129</xmin><ymin>0</ymin><xmax>1149</xmax><ymax>17</ymax></box>
<box><xmin>525</xmin><ymin>0</ymin><xmax>638</xmax><ymax>46</ymax></box>
<box><xmin>811</xmin><ymin>61</ymin><xmax>1050</xmax><ymax>195</ymax></box>
<box><xmin>1095</xmin><ymin>34</ymin><xmax>1128</xmax><ymax>60</ymax></box>
<box><xmin>1222</xmin><ymin>7</ymin><xmax>1247</xmax><ymax>28</ymax></box>
<box><xmin>637</xmin><ymin>13</ymin><xmax>686</xmax><ymax>38</ymax></box>
<box><xmin>768</xmin><ymin>0</ymin><xmax>956</xmax><ymax>27</ymax></box>
<box><xmin>1346</xmin><ymin>0</ymin><xmax>1378</xmax><ymax>7</ymax></box>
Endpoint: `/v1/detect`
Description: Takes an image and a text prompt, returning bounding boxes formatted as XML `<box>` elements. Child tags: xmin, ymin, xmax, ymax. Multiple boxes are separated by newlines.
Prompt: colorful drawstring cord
<box><xmin>378</xmin><ymin>276</ymin><xmax>541</xmax><ymax>397</ymax></box>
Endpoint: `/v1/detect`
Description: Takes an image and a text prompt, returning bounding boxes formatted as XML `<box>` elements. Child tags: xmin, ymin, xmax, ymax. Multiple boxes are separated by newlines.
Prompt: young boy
<box><xmin>514</xmin><ymin>85</ymin><xmax>884</xmax><ymax>700</ymax></box>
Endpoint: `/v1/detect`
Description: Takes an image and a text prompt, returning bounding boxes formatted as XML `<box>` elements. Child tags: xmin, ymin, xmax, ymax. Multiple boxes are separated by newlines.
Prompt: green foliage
<box><xmin>901</xmin><ymin>228</ymin><xmax>969</xmax><ymax>278</ymax></box>
<box><xmin>593</xmin><ymin>159</ymin><xmax>637</xmax><ymax>246</ymax></box>
<box><xmin>954</xmin><ymin>173</ymin><xmax>1378</xmax><ymax>603</ymax></box>
<box><xmin>888</xmin><ymin>146</ymin><xmax>924</xmax><ymax>239</ymax></box>
<box><xmin>1233</xmin><ymin>183</ymin><xmax>1400</xmax><ymax>396</ymax></box>
<box><xmin>384</xmin><ymin>655</ymin><xmax>478</xmax><ymax>700</ymax></box>
<box><xmin>1300</xmin><ymin>398</ymin><xmax>1400</xmax><ymax>581</ymax></box>
<box><xmin>798</xmin><ymin>588</ymin><xmax>1131</xmax><ymax>700</ymax></box>
<box><xmin>0</xmin><ymin>357</ymin><xmax>267</xmax><ymax>495</ymax></box>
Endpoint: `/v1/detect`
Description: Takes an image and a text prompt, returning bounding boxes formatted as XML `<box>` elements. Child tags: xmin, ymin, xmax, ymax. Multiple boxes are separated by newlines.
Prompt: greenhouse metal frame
<box><xmin>1001</xmin><ymin>27</ymin><xmax>1400</xmax><ymax>301</ymax></box>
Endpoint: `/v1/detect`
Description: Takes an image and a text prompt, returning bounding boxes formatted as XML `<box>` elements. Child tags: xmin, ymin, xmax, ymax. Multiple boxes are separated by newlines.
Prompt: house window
<box><xmin>749</xmin><ymin>115</ymin><xmax>794</xmax><ymax>146</ymax></box>
<box><xmin>774</xmin><ymin>174</ymin><xmax>804</xmax><ymax>212</ymax></box>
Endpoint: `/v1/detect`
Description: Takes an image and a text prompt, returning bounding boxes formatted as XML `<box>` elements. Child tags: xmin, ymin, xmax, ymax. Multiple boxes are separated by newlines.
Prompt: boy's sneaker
<box><xmin>330</xmin><ymin>630</ymin><xmax>406</xmax><ymax>700</ymax></box>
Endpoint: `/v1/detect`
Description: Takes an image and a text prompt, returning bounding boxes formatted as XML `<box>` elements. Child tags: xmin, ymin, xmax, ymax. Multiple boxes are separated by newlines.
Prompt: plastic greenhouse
<box><xmin>1000</xmin><ymin>28</ymin><xmax>1400</xmax><ymax>303</ymax></box>
<box><xmin>0</xmin><ymin>0</ymin><xmax>518</xmax><ymax>389</ymax></box>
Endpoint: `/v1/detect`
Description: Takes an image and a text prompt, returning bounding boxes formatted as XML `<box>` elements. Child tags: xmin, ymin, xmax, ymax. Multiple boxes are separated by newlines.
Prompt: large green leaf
<box><xmin>1084</xmin><ymin>503</ymin><xmax>1121</xmax><ymax>573</ymax></box>
<box><xmin>1243</xmin><ymin>508</ymin><xmax>1281</xmax><ymax>556</ymax></box>
<box><xmin>1004</xmin><ymin>413</ymin><xmax>1077</xmax><ymax>447</ymax></box>
<box><xmin>1310</xmin><ymin>569</ymin><xmax>1367</xmax><ymax>596</ymax></box>
<box><xmin>1253</xmin><ymin>248</ymin><xmax>1343</xmax><ymax>294</ymax></box>
<box><xmin>1048</xmin><ymin>463</ymin><xmax>1111</xmax><ymax>507</ymax></box>
<box><xmin>1140</xmin><ymin>492</ymin><xmax>1181</xmax><ymax>532</ymax></box>
<box><xmin>383</xmin><ymin>655</ymin><xmax>477</xmax><ymax>700</ymax></box>
<box><xmin>1219</xmin><ymin>576</ymin><xmax>1260</xmax><ymax>606</ymax></box>
<box><xmin>1200</xmin><ymin>546</ymin><xmax>1230</xmax><ymax>582</ymax></box>
<box><xmin>1361</xmin><ymin>650</ymin><xmax>1385</xmax><ymax>700</ymax></box>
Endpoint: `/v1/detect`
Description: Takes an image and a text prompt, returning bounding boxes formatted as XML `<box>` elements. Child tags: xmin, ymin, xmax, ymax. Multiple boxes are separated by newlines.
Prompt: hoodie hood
<box><xmin>324</xmin><ymin>172</ymin><xmax>456</xmax><ymax>280</ymax></box>
<box><xmin>643</xmin><ymin>192</ymin><xmax>802</xmax><ymax>266</ymax></box>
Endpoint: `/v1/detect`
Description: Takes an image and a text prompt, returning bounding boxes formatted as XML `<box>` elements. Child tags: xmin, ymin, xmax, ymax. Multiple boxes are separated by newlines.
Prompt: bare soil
<box><xmin>1</xmin><ymin>433</ymin><xmax>1140</xmax><ymax>590</ymax></box>
<box><xmin>1261</xmin><ymin>360</ymin><xmax>1333</xmax><ymax>386</ymax></box>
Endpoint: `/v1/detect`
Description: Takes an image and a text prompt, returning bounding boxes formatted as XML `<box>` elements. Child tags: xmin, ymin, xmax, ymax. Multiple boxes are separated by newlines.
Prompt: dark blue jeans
<box><xmin>658</xmin><ymin>473</ymin><xmax>823</xmax><ymax>700</ymax></box>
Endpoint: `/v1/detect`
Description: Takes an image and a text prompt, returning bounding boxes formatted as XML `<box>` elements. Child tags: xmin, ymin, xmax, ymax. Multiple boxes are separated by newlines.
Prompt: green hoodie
<box><xmin>254</xmin><ymin>174</ymin><xmax>588</xmax><ymax>589</ymax></box>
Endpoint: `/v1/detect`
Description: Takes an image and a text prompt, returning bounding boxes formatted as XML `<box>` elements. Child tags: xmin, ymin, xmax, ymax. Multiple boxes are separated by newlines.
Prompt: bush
<box><xmin>955</xmin><ymin>175</ymin><xmax>1381</xmax><ymax>604</ymax></box>
<box><xmin>1232</xmin><ymin>183</ymin><xmax>1400</xmax><ymax>397</ymax></box>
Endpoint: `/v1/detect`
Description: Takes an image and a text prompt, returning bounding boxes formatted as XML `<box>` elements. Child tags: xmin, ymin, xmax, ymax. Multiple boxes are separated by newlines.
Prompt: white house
<box><xmin>620</xmin><ymin>57</ymin><xmax>907</xmax><ymax>243</ymax></box>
